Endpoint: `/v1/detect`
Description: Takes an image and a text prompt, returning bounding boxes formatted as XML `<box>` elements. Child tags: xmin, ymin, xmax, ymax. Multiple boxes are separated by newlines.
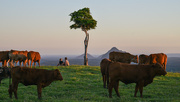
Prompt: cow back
<box><xmin>28</xmin><ymin>51</ymin><xmax>41</xmax><ymax>61</ymax></box>
<box><xmin>108</xmin><ymin>62</ymin><xmax>166</xmax><ymax>85</ymax></box>
<box><xmin>0</xmin><ymin>51</ymin><xmax>9</xmax><ymax>61</ymax></box>
<box><xmin>11</xmin><ymin>66</ymin><xmax>62</xmax><ymax>86</ymax></box>
<box><xmin>139</xmin><ymin>54</ymin><xmax>150</xmax><ymax>65</ymax></box>
<box><xmin>109</xmin><ymin>52</ymin><xmax>138</xmax><ymax>64</ymax></box>
<box><xmin>9</xmin><ymin>50</ymin><xmax>28</xmax><ymax>61</ymax></box>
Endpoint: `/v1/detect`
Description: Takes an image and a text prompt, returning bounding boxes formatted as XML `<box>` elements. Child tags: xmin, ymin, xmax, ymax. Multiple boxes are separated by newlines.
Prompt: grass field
<box><xmin>0</xmin><ymin>65</ymin><xmax>180</xmax><ymax>102</ymax></box>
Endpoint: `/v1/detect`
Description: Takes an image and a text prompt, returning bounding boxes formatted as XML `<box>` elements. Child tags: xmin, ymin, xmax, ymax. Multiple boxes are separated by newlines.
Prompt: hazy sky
<box><xmin>0</xmin><ymin>0</ymin><xmax>180</xmax><ymax>55</ymax></box>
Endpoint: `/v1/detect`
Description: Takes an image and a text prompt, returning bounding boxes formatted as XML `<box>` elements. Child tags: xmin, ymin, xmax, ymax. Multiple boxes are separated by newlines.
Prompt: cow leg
<box><xmin>23</xmin><ymin>61</ymin><xmax>25</xmax><ymax>67</ymax></box>
<box><xmin>37</xmin><ymin>84</ymin><xmax>42</xmax><ymax>99</ymax></box>
<box><xmin>38</xmin><ymin>60</ymin><xmax>40</xmax><ymax>67</ymax></box>
<box><xmin>28</xmin><ymin>60</ymin><xmax>30</xmax><ymax>67</ymax></box>
<box><xmin>139</xmin><ymin>82</ymin><xmax>144</xmax><ymax>98</ymax></box>
<box><xmin>114</xmin><ymin>80</ymin><xmax>120</xmax><ymax>97</ymax></box>
<box><xmin>108</xmin><ymin>79</ymin><xmax>115</xmax><ymax>98</ymax></box>
<box><xmin>3</xmin><ymin>60</ymin><xmax>7</xmax><ymax>67</ymax></box>
<box><xmin>8</xmin><ymin>84</ymin><xmax>13</xmax><ymax>98</ymax></box>
<box><xmin>23</xmin><ymin>61</ymin><xmax>27</xmax><ymax>67</ymax></box>
<box><xmin>20</xmin><ymin>61</ymin><xmax>22</xmax><ymax>67</ymax></box>
<box><xmin>10</xmin><ymin>60</ymin><xmax>14</xmax><ymax>68</ymax></box>
<box><xmin>107</xmin><ymin>73</ymin><xmax>109</xmax><ymax>89</ymax></box>
<box><xmin>9</xmin><ymin>81</ymin><xmax>19</xmax><ymax>99</ymax></box>
<box><xmin>7</xmin><ymin>59</ymin><xmax>10</xmax><ymax>67</ymax></box>
<box><xmin>134</xmin><ymin>83</ymin><xmax>139</xmax><ymax>97</ymax></box>
<box><xmin>31</xmin><ymin>61</ymin><xmax>33</xmax><ymax>68</ymax></box>
<box><xmin>14</xmin><ymin>61</ymin><xmax>16</xmax><ymax>66</ymax></box>
<box><xmin>103</xmin><ymin>75</ymin><xmax>106</xmax><ymax>88</ymax></box>
<box><xmin>2</xmin><ymin>61</ymin><xmax>5</xmax><ymax>67</ymax></box>
<box><xmin>13</xmin><ymin>82</ymin><xmax>19</xmax><ymax>99</ymax></box>
<box><xmin>34</xmin><ymin>62</ymin><xmax>36</xmax><ymax>68</ymax></box>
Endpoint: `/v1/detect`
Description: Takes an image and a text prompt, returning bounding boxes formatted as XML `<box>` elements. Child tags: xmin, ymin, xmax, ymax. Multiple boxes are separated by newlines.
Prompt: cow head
<box><xmin>152</xmin><ymin>63</ymin><xmax>167</xmax><ymax>76</ymax></box>
<box><xmin>54</xmin><ymin>69</ymin><xmax>63</xmax><ymax>81</ymax></box>
<box><xmin>0</xmin><ymin>67</ymin><xmax>11</xmax><ymax>83</ymax></box>
<box><xmin>0</xmin><ymin>67</ymin><xmax>10</xmax><ymax>77</ymax></box>
<box><xmin>131</xmin><ymin>55</ymin><xmax>139</xmax><ymax>63</ymax></box>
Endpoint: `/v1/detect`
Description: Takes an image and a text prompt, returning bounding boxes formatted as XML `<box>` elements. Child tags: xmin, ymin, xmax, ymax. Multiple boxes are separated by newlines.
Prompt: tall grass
<box><xmin>0</xmin><ymin>65</ymin><xmax>179</xmax><ymax>102</ymax></box>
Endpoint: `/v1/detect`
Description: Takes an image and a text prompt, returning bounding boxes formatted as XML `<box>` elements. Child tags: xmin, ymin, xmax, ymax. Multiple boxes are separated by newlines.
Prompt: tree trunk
<box><xmin>84</xmin><ymin>31</ymin><xmax>89</xmax><ymax>66</ymax></box>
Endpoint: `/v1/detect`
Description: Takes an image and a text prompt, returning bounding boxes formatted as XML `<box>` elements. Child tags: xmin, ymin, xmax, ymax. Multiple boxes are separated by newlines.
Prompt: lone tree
<box><xmin>69</xmin><ymin>7</ymin><xmax>97</xmax><ymax>65</ymax></box>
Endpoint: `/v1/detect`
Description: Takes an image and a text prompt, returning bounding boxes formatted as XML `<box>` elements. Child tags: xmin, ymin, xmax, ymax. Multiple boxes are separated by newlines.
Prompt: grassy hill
<box><xmin>0</xmin><ymin>66</ymin><xmax>179</xmax><ymax>102</ymax></box>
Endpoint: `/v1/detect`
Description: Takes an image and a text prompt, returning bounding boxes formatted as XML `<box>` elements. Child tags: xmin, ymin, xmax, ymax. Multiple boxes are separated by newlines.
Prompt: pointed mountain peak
<box><xmin>75</xmin><ymin>53</ymin><xmax>95</xmax><ymax>59</ymax></box>
<box><xmin>98</xmin><ymin>47</ymin><xmax>126</xmax><ymax>59</ymax></box>
<box><xmin>109</xmin><ymin>47</ymin><xmax>120</xmax><ymax>52</ymax></box>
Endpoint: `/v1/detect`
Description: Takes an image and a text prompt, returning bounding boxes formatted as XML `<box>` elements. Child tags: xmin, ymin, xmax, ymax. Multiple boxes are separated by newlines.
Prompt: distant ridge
<box><xmin>75</xmin><ymin>53</ymin><xmax>95</xmax><ymax>59</ymax></box>
<box><xmin>98</xmin><ymin>47</ymin><xmax>126</xmax><ymax>59</ymax></box>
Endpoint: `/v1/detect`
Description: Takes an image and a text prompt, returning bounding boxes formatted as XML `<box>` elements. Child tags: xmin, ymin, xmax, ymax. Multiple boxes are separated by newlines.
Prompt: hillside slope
<box><xmin>0</xmin><ymin>66</ymin><xmax>179</xmax><ymax>101</ymax></box>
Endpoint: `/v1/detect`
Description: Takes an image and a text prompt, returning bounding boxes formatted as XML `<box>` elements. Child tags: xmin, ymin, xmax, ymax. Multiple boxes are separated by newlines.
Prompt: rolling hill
<box><xmin>75</xmin><ymin>53</ymin><xmax>95</xmax><ymax>59</ymax></box>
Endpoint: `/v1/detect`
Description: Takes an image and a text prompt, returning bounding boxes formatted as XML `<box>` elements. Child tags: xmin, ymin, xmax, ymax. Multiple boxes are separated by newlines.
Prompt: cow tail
<box><xmin>106</xmin><ymin>61</ymin><xmax>112</xmax><ymax>89</ymax></box>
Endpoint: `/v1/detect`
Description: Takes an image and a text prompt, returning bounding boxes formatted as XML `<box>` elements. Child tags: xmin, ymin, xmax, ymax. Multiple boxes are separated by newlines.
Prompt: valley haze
<box><xmin>40</xmin><ymin>47</ymin><xmax>180</xmax><ymax>73</ymax></box>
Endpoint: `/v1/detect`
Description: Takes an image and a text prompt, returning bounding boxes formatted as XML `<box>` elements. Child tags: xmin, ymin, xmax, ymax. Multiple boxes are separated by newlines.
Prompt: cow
<box><xmin>108</xmin><ymin>62</ymin><xmax>167</xmax><ymax>98</ymax></box>
<box><xmin>100</xmin><ymin>58</ymin><xmax>112</xmax><ymax>88</ymax></box>
<box><xmin>139</xmin><ymin>54</ymin><xmax>150</xmax><ymax>65</ymax></box>
<box><xmin>109</xmin><ymin>52</ymin><xmax>138</xmax><ymax>64</ymax></box>
<box><xmin>27</xmin><ymin>51</ymin><xmax>41</xmax><ymax>68</ymax></box>
<box><xmin>0</xmin><ymin>67</ymin><xmax>11</xmax><ymax>84</ymax></box>
<box><xmin>149</xmin><ymin>53</ymin><xmax>167</xmax><ymax>70</ymax></box>
<box><xmin>8</xmin><ymin>50</ymin><xmax>28</xmax><ymax>67</ymax></box>
<box><xmin>0</xmin><ymin>51</ymin><xmax>9</xmax><ymax>67</ymax></box>
<box><xmin>8</xmin><ymin>66</ymin><xmax>63</xmax><ymax>99</ymax></box>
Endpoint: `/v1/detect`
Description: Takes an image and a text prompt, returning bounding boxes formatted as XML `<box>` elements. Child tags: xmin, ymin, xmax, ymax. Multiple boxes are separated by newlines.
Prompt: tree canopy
<box><xmin>69</xmin><ymin>7</ymin><xmax>97</xmax><ymax>31</ymax></box>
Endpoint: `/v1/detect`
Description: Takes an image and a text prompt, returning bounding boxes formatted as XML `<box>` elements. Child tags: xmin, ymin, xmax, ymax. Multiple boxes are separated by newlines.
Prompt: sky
<box><xmin>0</xmin><ymin>0</ymin><xmax>180</xmax><ymax>56</ymax></box>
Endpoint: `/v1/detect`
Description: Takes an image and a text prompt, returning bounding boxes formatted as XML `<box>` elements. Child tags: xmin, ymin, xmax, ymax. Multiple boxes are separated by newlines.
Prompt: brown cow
<box><xmin>9</xmin><ymin>50</ymin><xmax>28</xmax><ymax>67</ymax></box>
<box><xmin>139</xmin><ymin>54</ymin><xmax>150</xmax><ymax>65</ymax></box>
<box><xmin>108</xmin><ymin>62</ymin><xmax>167</xmax><ymax>98</ymax></box>
<box><xmin>0</xmin><ymin>51</ymin><xmax>9</xmax><ymax>67</ymax></box>
<box><xmin>149</xmin><ymin>53</ymin><xmax>167</xmax><ymax>70</ymax></box>
<box><xmin>28</xmin><ymin>51</ymin><xmax>41</xmax><ymax>68</ymax></box>
<box><xmin>109</xmin><ymin>52</ymin><xmax>138</xmax><ymax>64</ymax></box>
<box><xmin>100</xmin><ymin>58</ymin><xmax>112</xmax><ymax>88</ymax></box>
<box><xmin>8</xmin><ymin>66</ymin><xmax>63</xmax><ymax>99</ymax></box>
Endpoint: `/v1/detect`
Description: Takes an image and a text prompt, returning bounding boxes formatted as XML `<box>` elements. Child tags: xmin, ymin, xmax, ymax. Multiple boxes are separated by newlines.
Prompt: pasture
<box><xmin>0</xmin><ymin>65</ymin><xmax>179</xmax><ymax>102</ymax></box>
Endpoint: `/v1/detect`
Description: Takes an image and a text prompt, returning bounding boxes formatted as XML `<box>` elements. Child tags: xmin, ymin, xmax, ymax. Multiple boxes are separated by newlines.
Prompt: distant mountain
<box><xmin>166</xmin><ymin>57</ymin><xmax>180</xmax><ymax>72</ymax></box>
<box><xmin>167</xmin><ymin>53</ymin><xmax>180</xmax><ymax>57</ymax></box>
<box><xmin>75</xmin><ymin>53</ymin><xmax>95</xmax><ymax>59</ymax></box>
<box><xmin>98</xmin><ymin>47</ymin><xmax>126</xmax><ymax>59</ymax></box>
